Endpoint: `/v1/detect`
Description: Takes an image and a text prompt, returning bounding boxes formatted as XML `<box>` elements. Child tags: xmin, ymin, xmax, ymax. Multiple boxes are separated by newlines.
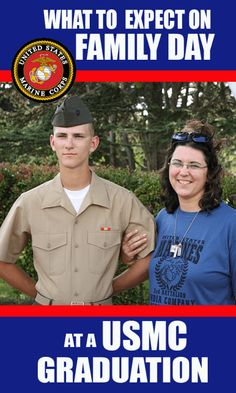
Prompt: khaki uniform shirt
<box><xmin>0</xmin><ymin>171</ymin><xmax>155</xmax><ymax>304</ymax></box>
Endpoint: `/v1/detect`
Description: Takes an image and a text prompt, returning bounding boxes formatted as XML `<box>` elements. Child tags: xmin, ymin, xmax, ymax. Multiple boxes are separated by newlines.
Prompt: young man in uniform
<box><xmin>0</xmin><ymin>96</ymin><xmax>155</xmax><ymax>305</ymax></box>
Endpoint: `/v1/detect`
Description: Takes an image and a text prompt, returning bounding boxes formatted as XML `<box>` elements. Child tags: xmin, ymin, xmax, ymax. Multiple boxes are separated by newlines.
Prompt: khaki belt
<box><xmin>35</xmin><ymin>292</ymin><xmax>113</xmax><ymax>305</ymax></box>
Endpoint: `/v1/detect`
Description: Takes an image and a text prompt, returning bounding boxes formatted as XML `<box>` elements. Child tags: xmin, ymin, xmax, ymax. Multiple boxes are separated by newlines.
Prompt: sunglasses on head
<box><xmin>171</xmin><ymin>132</ymin><xmax>210</xmax><ymax>143</ymax></box>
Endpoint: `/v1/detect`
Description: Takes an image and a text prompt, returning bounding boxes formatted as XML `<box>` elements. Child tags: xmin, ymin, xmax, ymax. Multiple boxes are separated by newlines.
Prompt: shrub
<box><xmin>0</xmin><ymin>163</ymin><xmax>236</xmax><ymax>304</ymax></box>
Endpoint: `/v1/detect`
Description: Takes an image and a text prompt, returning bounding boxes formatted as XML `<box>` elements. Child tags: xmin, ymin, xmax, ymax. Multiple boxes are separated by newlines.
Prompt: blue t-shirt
<box><xmin>149</xmin><ymin>202</ymin><xmax>236</xmax><ymax>305</ymax></box>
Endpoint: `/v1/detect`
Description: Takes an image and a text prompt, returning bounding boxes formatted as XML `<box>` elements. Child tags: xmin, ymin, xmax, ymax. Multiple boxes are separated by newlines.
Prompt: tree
<box><xmin>0</xmin><ymin>82</ymin><xmax>235</xmax><ymax>172</ymax></box>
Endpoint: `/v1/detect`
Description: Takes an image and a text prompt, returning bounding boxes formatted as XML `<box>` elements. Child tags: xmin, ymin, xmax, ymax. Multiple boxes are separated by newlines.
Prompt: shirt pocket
<box><xmin>32</xmin><ymin>233</ymin><xmax>67</xmax><ymax>276</ymax></box>
<box><xmin>87</xmin><ymin>230</ymin><xmax>121</xmax><ymax>274</ymax></box>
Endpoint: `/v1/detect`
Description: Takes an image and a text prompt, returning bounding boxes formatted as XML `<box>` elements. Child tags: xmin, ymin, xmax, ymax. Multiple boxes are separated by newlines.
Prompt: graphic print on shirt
<box><xmin>155</xmin><ymin>256</ymin><xmax>188</xmax><ymax>291</ymax></box>
<box><xmin>150</xmin><ymin>234</ymin><xmax>205</xmax><ymax>305</ymax></box>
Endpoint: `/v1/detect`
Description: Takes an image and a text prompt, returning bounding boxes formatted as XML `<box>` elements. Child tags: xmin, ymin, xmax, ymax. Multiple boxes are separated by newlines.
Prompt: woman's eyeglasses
<box><xmin>171</xmin><ymin>132</ymin><xmax>210</xmax><ymax>143</ymax></box>
<box><xmin>169</xmin><ymin>160</ymin><xmax>208</xmax><ymax>171</ymax></box>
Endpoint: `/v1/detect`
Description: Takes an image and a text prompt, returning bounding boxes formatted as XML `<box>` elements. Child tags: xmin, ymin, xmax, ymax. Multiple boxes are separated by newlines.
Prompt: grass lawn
<box><xmin>0</xmin><ymin>279</ymin><xmax>150</xmax><ymax>305</ymax></box>
<box><xmin>0</xmin><ymin>279</ymin><xmax>32</xmax><ymax>304</ymax></box>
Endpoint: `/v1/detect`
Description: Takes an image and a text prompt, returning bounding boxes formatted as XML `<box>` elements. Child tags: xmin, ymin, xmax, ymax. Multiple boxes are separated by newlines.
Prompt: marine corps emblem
<box><xmin>12</xmin><ymin>39</ymin><xmax>76</xmax><ymax>102</ymax></box>
<box><xmin>29</xmin><ymin>55</ymin><xmax>57</xmax><ymax>84</ymax></box>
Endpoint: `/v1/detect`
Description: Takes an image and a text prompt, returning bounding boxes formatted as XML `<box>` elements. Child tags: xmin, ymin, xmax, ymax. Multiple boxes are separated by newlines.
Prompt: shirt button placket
<box><xmin>73</xmin><ymin>217</ymin><xmax>80</xmax><ymax>298</ymax></box>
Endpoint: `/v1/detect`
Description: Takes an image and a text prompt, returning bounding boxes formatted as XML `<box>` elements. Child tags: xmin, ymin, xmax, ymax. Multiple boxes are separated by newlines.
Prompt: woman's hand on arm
<box><xmin>121</xmin><ymin>230</ymin><xmax>148</xmax><ymax>264</ymax></box>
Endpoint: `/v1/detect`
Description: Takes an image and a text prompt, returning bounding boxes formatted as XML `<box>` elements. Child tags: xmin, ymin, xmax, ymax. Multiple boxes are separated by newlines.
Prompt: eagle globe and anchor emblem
<box><xmin>155</xmin><ymin>256</ymin><xmax>188</xmax><ymax>291</ymax></box>
<box><xmin>29</xmin><ymin>54</ymin><xmax>57</xmax><ymax>85</ymax></box>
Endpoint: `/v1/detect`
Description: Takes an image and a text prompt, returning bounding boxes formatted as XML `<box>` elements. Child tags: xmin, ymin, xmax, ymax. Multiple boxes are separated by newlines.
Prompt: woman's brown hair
<box><xmin>159</xmin><ymin>120</ymin><xmax>223</xmax><ymax>213</ymax></box>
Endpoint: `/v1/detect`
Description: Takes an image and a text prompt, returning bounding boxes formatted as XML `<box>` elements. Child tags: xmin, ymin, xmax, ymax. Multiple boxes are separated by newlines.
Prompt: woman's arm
<box><xmin>113</xmin><ymin>254</ymin><xmax>151</xmax><ymax>294</ymax></box>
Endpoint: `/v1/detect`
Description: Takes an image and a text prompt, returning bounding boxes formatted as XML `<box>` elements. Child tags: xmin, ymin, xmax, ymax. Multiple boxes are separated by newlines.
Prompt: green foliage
<box><xmin>0</xmin><ymin>279</ymin><xmax>32</xmax><ymax>304</ymax></box>
<box><xmin>0</xmin><ymin>163</ymin><xmax>236</xmax><ymax>304</ymax></box>
<box><xmin>16</xmin><ymin>240</ymin><xmax>37</xmax><ymax>282</ymax></box>
<box><xmin>0</xmin><ymin>166</ymin><xmax>17</xmax><ymax>221</ymax></box>
<box><xmin>134</xmin><ymin>171</ymin><xmax>163</xmax><ymax>216</ymax></box>
<box><xmin>96</xmin><ymin>167</ymin><xmax>140</xmax><ymax>191</ymax></box>
<box><xmin>0</xmin><ymin>162</ymin><xmax>58</xmax><ymax>223</ymax></box>
<box><xmin>95</xmin><ymin>168</ymin><xmax>163</xmax><ymax>215</ymax></box>
<box><xmin>222</xmin><ymin>175</ymin><xmax>236</xmax><ymax>208</ymax></box>
<box><xmin>1</xmin><ymin>82</ymin><xmax>236</xmax><ymax>171</ymax></box>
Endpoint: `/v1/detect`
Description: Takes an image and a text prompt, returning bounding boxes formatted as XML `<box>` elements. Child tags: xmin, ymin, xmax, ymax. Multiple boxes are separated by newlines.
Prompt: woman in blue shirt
<box><xmin>120</xmin><ymin>119</ymin><xmax>236</xmax><ymax>305</ymax></box>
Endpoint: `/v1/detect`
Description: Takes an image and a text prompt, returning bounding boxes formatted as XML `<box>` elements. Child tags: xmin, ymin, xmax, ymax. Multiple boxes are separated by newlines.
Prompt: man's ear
<box><xmin>89</xmin><ymin>135</ymin><xmax>100</xmax><ymax>154</ymax></box>
<box><xmin>50</xmin><ymin>134</ymin><xmax>56</xmax><ymax>151</ymax></box>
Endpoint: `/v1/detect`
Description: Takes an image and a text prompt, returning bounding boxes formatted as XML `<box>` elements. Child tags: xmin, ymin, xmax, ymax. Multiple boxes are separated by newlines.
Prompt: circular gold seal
<box><xmin>12</xmin><ymin>39</ymin><xmax>76</xmax><ymax>102</ymax></box>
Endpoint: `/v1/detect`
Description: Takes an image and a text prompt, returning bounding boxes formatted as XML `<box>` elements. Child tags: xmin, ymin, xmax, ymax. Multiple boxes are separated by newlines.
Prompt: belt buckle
<box><xmin>70</xmin><ymin>301</ymin><xmax>85</xmax><ymax>305</ymax></box>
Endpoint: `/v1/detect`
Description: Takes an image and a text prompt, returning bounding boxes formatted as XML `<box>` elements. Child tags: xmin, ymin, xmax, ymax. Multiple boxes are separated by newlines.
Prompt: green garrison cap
<box><xmin>52</xmin><ymin>96</ymin><xmax>93</xmax><ymax>127</ymax></box>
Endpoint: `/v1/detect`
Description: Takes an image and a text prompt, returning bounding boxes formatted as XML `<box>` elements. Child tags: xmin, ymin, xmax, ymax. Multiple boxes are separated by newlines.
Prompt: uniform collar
<box><xmin>86</xmin><ymin>170</ymin><xmax>110</xmax><ymax>209</ymax></box>
<box><xmin>41</xmin><ymin>171</ymin><xmax>110</xmax><ymax>213</ymax></box>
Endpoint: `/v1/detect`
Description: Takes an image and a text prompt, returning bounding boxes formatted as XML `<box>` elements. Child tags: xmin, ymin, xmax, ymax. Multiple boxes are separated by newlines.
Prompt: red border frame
<box><xmin>1</xmin><ymin>70</ymin><xmax>236</xmax><ymax>82</ymax></box>
<box><xmin>0</xmin><ymin>305</ymin><xmax>236</xmax><ymax>317</ymax></box>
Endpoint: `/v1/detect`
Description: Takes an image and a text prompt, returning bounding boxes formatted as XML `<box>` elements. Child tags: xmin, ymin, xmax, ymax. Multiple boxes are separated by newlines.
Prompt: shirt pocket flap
<box><xmin>88</xmin><ymin>231</ymin><xmax>121</xmax><ymax>249</ymax></box>
<box><xmin>32</xmin><ymin>233</ymin><xmax>67</xmax><ymax>251</ymax></box>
